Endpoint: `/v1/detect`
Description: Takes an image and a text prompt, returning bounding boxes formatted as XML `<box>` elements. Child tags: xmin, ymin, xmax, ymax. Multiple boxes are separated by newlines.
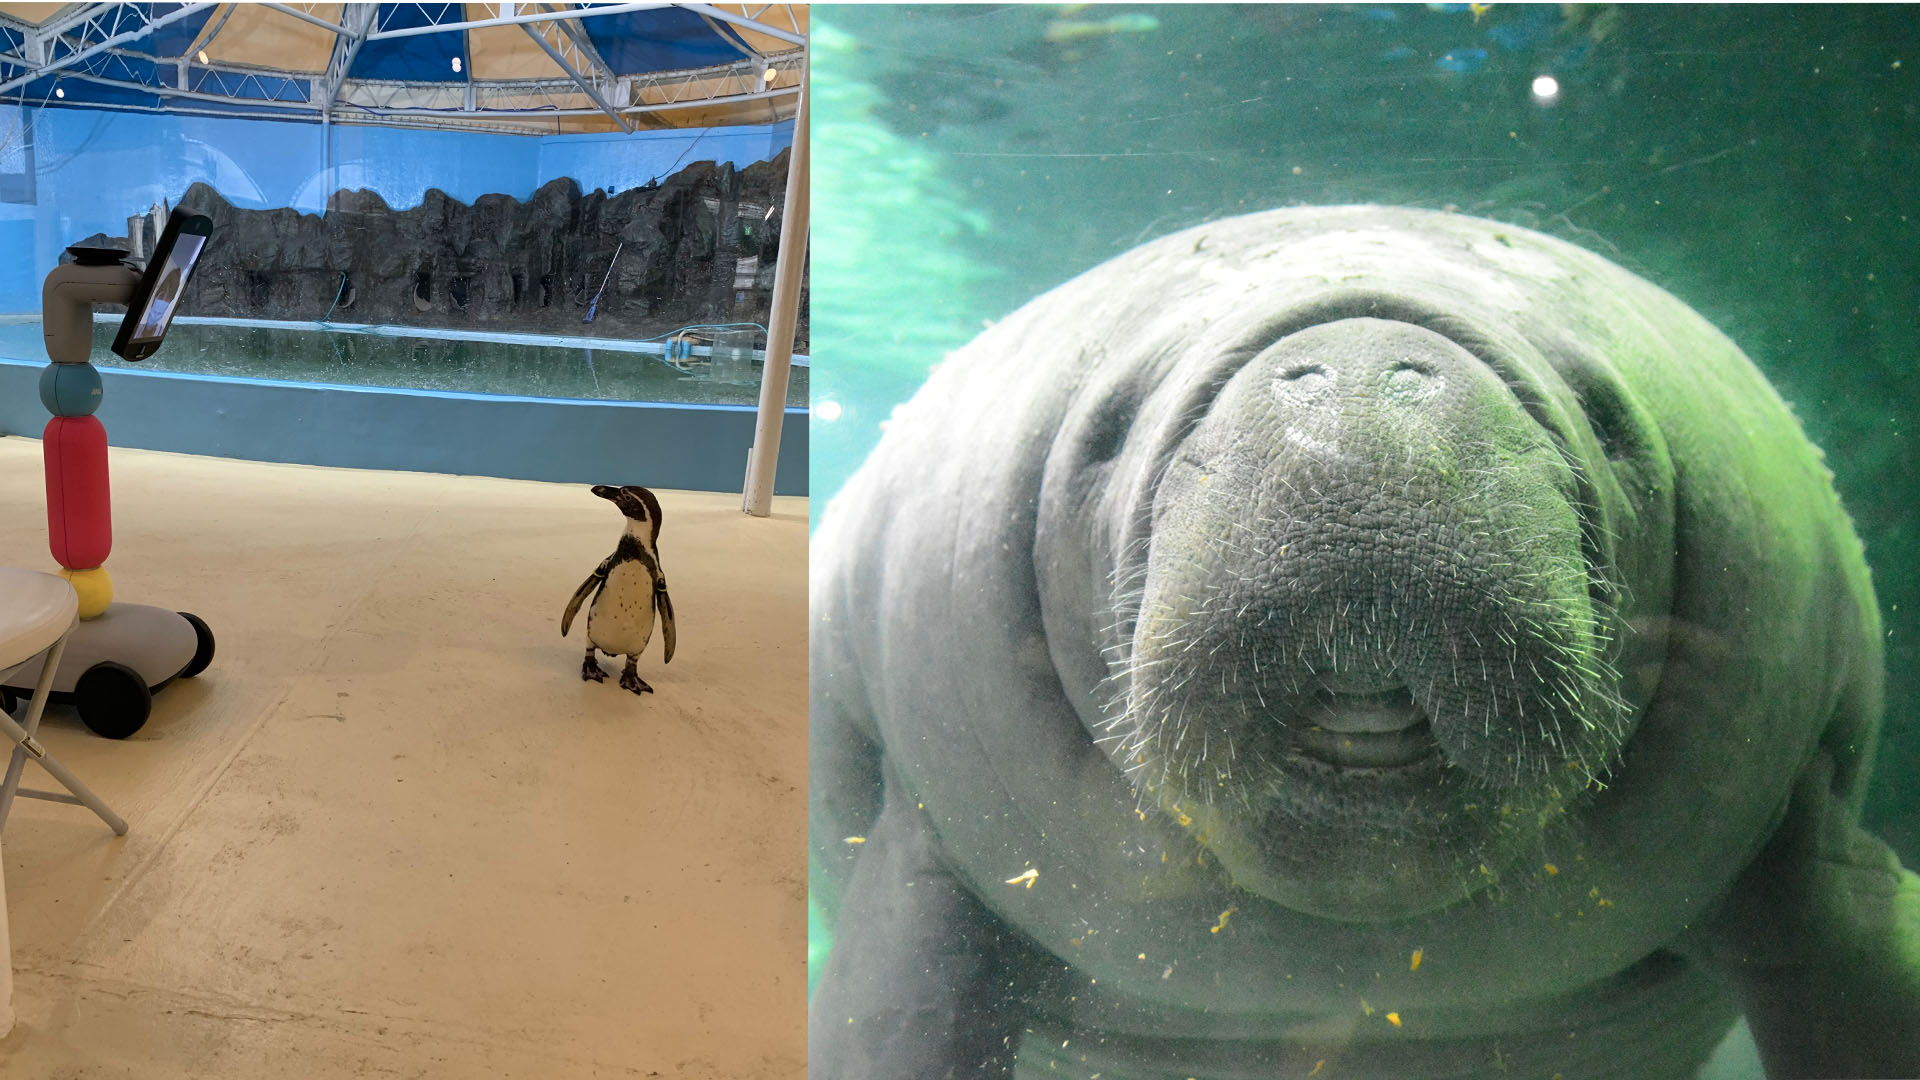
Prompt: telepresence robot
<box><xmin>0</xmin><ymin>209</ymin><xmax>217</xmax><ymax>740</ymax></box>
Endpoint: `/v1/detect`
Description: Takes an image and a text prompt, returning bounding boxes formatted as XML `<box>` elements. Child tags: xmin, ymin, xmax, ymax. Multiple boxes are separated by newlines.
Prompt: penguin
<box><xmin>561</xmin><ymin>484</ymin><xmax>677</xmax><ymax>695</ymax></box>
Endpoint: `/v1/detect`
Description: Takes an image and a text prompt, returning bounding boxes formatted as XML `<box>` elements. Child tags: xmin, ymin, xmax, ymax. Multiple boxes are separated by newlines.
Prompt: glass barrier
<box><xmin>0</xmin><ymin>106</ymin><xmax>805</xmax><ymax>408</ymax></box>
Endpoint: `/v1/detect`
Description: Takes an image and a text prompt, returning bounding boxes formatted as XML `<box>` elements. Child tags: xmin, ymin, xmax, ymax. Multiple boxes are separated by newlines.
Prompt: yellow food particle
<box><xmin>1177</xmin><ymin>811</ymin><xmax>1193</xmax><ymax>827</ymax></box>
<box><xmin>1589</xmin><ymin>887</ymin><xmax>1600</xmax><ymax>899</ymax></box>
<box><xmin>1597</xmin><ymin>898</ymin><xmax>1614</xmax><ymax>908</ymax></box>
<box><xmin>1410</xmin><ymin>948</ymin><xmax>1423</xmax><ymax>971</ymax></box>
<box><xmin>1005</xmin><ymin>867</ymin><xmax>1039</xmax><ymax>888</ymax></box>
<box><xmin>1210</xmin><ymin>908</ymin><xmax>1236</xmax><ymax>934</ymax></box>
<box><xmin>843</xmin><ymin>836</ymin><xmax>866</xmax><ymax>844</ymax></box>
<box><xmin>1308</xmin><ymin>1062</ymin><xmax>1325</xmax><ymax>1077</ymax></box>
<box><xmin>1544</xmin><ymin>863</ymin><xmax>1559</xmax><ymax>876</ymax></box>
<box><xmin>1138</xmin><ymin>952</ymin><xmax>1147</xmax><ymax>960</ymax></box>
<box><xmin>1387</xmin><ymin>1012</ymin><xmax>1402</xmax><ymax>1027</ymax></box>
<box><xmin>1360</xmin><ymin>999</ymin><xmax>1375</xmax><ymax>1016</ymax></box>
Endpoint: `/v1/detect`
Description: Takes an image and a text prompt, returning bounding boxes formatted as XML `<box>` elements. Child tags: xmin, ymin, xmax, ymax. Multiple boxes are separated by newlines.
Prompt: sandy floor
<box><xmin>0</xmin><ymin>435</ymin><xmax>806</xmax><ymax>1079</ymax></box>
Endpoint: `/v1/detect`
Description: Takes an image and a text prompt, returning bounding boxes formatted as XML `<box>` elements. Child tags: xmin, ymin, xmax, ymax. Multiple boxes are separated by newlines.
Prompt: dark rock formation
<box><xmin>76</xmin><ymin>151</ymin><xmax>806</xmax><ymax>348</ymax></box>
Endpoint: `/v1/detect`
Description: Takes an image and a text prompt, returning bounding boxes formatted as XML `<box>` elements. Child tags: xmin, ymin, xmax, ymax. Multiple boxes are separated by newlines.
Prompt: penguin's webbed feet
<box><xmin>582</xmin><ymin>649</ymin><xmax>608</xmax><ymax>683</ymax></box>
<box><xmin>619</xmin><ymin>657</ymin><xmax>654</xmax><ymax>696</ymax></box>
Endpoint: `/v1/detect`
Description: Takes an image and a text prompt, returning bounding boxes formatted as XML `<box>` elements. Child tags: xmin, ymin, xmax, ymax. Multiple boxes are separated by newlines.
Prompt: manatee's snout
<box><xmin>1112</xmin><ymin>317</ymin><xmax>1628</xmax><ymax>918</ymax></box>
<box><xmin>1258</xmin><ymin>318</ymin><xmax>1460</xmax><ymax>467</ymax></box>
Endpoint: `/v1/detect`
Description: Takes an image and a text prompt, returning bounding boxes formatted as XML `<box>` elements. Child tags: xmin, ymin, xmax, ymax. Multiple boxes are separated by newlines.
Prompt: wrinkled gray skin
<box><xmin>811</xmin><ymin>207</ymin><xmax>1920</xmax><ymax>1079</ymax></box>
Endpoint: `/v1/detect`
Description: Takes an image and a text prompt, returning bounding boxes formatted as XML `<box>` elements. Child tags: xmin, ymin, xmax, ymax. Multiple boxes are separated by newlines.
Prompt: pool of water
<box><xmin>0</xmin><ymin>317</ymin><xmax>808</xmax><ymax>409</ymax></box>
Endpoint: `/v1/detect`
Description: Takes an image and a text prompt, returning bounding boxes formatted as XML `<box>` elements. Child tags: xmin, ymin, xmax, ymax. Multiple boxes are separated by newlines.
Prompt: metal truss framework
<box><xmin>0</xmin><ymin>2</ymin><xmax>804</xmax><ymax>133</ymax></box>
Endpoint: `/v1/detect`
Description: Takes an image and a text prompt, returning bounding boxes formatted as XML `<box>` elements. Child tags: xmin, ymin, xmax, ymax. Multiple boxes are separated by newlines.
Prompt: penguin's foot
<box><xmin>582</xmin><ymin>651</ymin><xmax>608</xmax><ymax>682</ymax></box>
<box><xmin>619</xmin><ymin>659</ymin><xmax>653</xmax><ymax>695</ymax></box>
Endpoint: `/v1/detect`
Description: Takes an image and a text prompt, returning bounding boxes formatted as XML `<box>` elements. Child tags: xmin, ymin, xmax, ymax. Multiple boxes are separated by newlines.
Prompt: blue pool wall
<box><xmin>0</xmin><ymin>105</ymin><xmax>795</xmax><ymax>314</ymax></box>
<box><xmin>0</xmin><ymin>359</ymin><xmax>807</xmax><ymax>497</ymax></box>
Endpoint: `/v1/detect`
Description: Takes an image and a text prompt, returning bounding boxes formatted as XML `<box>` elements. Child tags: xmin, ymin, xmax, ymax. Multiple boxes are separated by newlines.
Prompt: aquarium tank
<box><xmin>809</xmin><ymin>6</ymin><xmax>1919</xmax><ymax>1078</ymax></box>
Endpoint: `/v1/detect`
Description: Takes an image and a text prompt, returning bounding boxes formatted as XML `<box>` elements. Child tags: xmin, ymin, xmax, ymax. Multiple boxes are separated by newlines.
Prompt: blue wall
<box><xmin>0</xmin><ymin>107</ymin><xmax>795</xmax><ymax>313</ymax></box>
<box><xmin>0</xmin><ymin>359</ymin><xmax>808</xmax><ymax>496</ymax></box>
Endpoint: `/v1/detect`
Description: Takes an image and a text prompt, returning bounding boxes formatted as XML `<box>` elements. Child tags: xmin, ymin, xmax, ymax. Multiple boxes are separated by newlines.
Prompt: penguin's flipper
<box><xmin>561</xmin><ymin>564</ymin><xmax>610</xmax><ymax>636</ymax></box>
<box><xmin>655</xmin><ymin>579</ymin><xmax>676</xmax><ymax>664</ymax></box>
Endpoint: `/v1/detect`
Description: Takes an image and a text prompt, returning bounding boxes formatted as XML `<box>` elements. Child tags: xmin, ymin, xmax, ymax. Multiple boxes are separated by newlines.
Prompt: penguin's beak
<box><xmin>591</xmin><ymin>485</ymin><xmax>619</xmax><ymax>500</ymax></box>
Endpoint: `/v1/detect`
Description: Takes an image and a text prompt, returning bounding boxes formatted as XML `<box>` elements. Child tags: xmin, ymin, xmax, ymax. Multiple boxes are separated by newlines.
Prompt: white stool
<box><xmin>0</xmin><ymin>569</ymin><xmax>127</xmax><ymax>835</ymax></box>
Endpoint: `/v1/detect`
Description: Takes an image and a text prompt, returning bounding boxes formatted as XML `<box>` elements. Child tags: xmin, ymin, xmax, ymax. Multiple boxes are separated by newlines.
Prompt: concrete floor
<box><xmin>0</xmin><ymin>436</ymin><xmax>807</xmax><ymax>1078</ymax></box>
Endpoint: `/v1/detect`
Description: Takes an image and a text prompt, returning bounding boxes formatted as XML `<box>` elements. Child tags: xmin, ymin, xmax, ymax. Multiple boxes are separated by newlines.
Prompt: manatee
<box><xmin>809</xmin><ymin>206</ymin><xmax>1920</xmax><ymax>1079</ymax></box>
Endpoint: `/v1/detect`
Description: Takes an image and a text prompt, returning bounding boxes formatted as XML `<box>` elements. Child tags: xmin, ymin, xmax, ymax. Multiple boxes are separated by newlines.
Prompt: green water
<box><xmin>0</xmin><ymin>319</ymin><xmax>809</xmax><ymax>408</ymax></box>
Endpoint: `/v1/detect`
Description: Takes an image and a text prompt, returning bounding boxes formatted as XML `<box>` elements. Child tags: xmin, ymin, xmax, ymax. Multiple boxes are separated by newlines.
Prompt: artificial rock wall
<box><xmin>78</xmin><ymin>150</ymin><xmax>805</xmax><ymax>346</ymax></box>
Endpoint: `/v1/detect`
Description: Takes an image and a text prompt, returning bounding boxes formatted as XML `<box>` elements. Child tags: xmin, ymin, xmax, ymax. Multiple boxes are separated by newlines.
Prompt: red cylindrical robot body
<box><xmin>44</xmin><ymin>414</ymin><xmax>112</xmax><ymax>569</ymax></box>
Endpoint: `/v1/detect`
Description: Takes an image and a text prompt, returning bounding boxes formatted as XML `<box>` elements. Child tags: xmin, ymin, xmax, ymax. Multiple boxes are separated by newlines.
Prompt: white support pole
<box><xmin>742</xmin><ymin>46</ymin><xmax>807</xmax><ymax>518</ymax></box>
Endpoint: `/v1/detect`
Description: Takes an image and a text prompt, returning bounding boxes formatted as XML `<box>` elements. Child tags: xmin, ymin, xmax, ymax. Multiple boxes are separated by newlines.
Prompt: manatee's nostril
<box><xmin>1279</xmin><ymin>363</ymin><xmax>1330</xmax><ymax>382</ymax></box>
<box><xmin>1385</xmin><ymin>358</ymin><xmax>1439</xmax><ymax>396</ymax></box>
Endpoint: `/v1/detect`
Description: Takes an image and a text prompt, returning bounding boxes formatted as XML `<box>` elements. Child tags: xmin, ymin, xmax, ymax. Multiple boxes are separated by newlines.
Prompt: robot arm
<box><xmin>40</xmin><ymin>259</ymin><xmax>138</xmax><ymax>366</ymax></box>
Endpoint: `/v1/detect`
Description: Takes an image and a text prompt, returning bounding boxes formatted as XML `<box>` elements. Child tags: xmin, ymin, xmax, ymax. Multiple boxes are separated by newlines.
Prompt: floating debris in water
<box><xmin>1006</xmin><ymin>866</ymin><xmax>1040</xmax><ymax>888</ymax></box>
<box><xmin>1043</xmin><ymin>12</ymin><xmax>1161</xmax><ymax>44</ymax></box>
<box><xmin>1210</xmin><ymin>907</ymin><xmax>1236</xmax><ymax>934</ymax></box>
<box><xmin>1411</xmin><ymin>948</ymin><xmax>1424</xmax><ymax>971</ymax></box>
<box><xmin>1436</xmin><ymin>47</ymin><xmax>1489</xmax><ymax>73</ymax></box>
<box><xmin>843</xmin><ymin>835</ymin><xmax>866</xmax><ymax>844</ymax></box>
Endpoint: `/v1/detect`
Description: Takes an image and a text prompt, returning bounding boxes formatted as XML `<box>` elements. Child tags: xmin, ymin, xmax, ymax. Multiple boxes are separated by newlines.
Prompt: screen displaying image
<box><xmin>128</xmin><ymin>232</ymin><xmax>206</xmax><ymax>343</ymax></box>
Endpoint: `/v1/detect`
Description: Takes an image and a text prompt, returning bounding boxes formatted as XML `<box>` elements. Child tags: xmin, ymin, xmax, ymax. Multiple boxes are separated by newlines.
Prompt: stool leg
<box><xmin>0</xmin><ymin>623</ymin><xmax>127</xmax><ymax>836</ymax></box>
<box><xmin>0</xmin><ymin>714</ymin><xmax>128</xmax><ymax>836</ymax></box>
<box><xmin>0</xmin><ymin>620</ymin><xmax>69</xmax><ymax>830</ymax></box>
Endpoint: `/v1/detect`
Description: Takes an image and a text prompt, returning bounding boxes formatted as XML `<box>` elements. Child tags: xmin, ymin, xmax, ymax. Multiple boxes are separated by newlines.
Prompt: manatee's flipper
<box><xmin>809</xmin><ymin>770</ymin><xmax>1041</xmax><ymax>1079</ymax></box>
<box><xmin>810</xmin><ymin>591</ymin><xmax>884</xmax><ymax>913</ymax></box>
<box><xmin>654</xmin><ymin>578</ymin><xmax>676</xmax><ymax>663</ymax></box>
<box><xmin>1677</xmin><ymin>751</ymin><xmax>1920</xmax><ymax>1078</ymax></box>
<box><xmin>561</xmin><ymin>560</ymin><xmax>611</xmax><ymax>637</ymax></box>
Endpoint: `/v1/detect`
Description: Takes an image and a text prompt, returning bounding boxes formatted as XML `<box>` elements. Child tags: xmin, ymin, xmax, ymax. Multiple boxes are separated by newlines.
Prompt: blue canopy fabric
<box><xmin>0</xmin><ymin>3</ymin><xmax>805</xmax><ymax>133</ymax></box>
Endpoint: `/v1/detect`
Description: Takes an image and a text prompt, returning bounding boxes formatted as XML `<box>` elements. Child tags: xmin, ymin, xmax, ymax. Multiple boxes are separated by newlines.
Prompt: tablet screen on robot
<box><xmin>111</xmin><ymin>208</ymin><xmax>213</xmax><ymax>362</ymax></box>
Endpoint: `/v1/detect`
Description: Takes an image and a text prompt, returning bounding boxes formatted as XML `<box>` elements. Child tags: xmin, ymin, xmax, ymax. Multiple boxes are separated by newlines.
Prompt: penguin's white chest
<box><xmin>587</xmin><ymin>560</ymin><xmax>657</xmax><ymax>657</ymax></box>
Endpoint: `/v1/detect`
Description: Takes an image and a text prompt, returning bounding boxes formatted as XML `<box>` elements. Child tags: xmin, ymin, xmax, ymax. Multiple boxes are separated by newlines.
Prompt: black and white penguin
<box><xmin>561</xmin><ymin>484</ymin><xmax>677</xmax><ymax>695</ymax></box>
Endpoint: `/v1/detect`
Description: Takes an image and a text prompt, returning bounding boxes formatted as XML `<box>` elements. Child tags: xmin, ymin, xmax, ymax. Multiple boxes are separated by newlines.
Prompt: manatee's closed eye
<box><xmin>1079</xmin><ymin>376</ymin><xmax>1146</xmax><ymax>466</ymax></box>
<box><xmin>1561</xmin><ymin>365</ymin><xmax>1643</xmax><ymax>464</ymax></box>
